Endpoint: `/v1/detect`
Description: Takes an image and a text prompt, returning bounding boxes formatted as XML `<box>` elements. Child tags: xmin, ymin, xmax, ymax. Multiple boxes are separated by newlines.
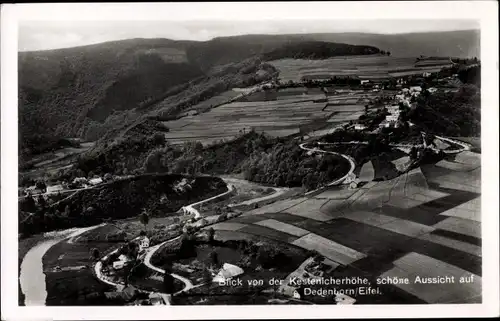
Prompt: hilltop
<box><xmin>217</xmin><ymin>30</ymin><xmax>480</xmax><ymax>59</ymax></box>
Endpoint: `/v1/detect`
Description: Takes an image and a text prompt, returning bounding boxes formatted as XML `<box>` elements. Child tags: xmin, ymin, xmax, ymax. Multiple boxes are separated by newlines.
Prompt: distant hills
<box><xmin>216</xmin><ymin>30</ymin><xmax>480</xmax><ymax>59</ymax></box>
<box><xmin>18</xmin><ymin>29</ymin><xmax>480</xmax><ymax>159</ymax></box>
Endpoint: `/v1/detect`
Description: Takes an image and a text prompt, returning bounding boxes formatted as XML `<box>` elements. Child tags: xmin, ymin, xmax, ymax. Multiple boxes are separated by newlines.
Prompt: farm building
<box><xmin>212</xmin><ymin>263</ymin><xmax>244</xmax><ymax>283</ymax></box>
<box><xmin>112</xmin><ymin>254</ymin><xmax>133</xmax><ymax>270</ymax></box>
<box><xmin>72</xmin><ymin>177</ymin><xmax>88</xmax><ymax>185</ymax></box>
<box><xmin>88</xmin><ymin>177</ymin><xmax>103</xmax><ymax>186</ymax></box>
<box><xmin>138</xmin><ymin>236</ymin><xmax>150</xmax><ymax>253</ymax></box>
<box><xmin>25</xmin><ymin>186</ymin><xmax>43</xmax><ymax>195</ymax></box>
<box><xmin>354</xmin><ymin>123</ymin><xmax>367</xmax><ymax>131</ymax></box>
<box><xmin>46</xmin><ymin>184</ymin><xmax>63</xmax><ymax>193</ymax></box>
<box><xmin>395</xmin><ymin>94</ymin><xmax>405</xmax><ymax>102</ymax></box>
<box><xmin>386</xmin><ymin>115</ymin><xmax>399</xmax><ymax>122</ymax></box>
<box><xmin>379</xmin><ymin>120</ymin><xmax>399</xmax><ymax>129</ymax></box>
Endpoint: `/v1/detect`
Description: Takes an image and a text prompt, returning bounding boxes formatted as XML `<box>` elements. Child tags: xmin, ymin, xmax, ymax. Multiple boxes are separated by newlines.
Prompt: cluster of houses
<box><xmin>110</xmin><ymin>234</ymin><xmax>151</xmax><ymax>271</ymax></box>
<box><xmin>70</xmin><ymin>176</ymin><xmax>104</xmax><ymax>188</ymax></box>
<box><xmin>20</xmin><ymin>175</ymin><xmax>106</xmax><ymax>197</ymax></box>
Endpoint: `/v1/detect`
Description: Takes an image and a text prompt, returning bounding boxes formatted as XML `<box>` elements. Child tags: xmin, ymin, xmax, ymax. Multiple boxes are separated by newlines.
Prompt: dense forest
<box><xmin>409</xmin><ymin>84</ymin><xmax>481</xmax><ymax>137</ymax></box>
<box><xmin>44</xmin><ymin>129</ymin><xmax>351</xmax><ymax>193</ymax></box>
<box><xmin>19</xmin><ymin>38</ymin><xmax>380</xmax><ymax>160</ymax></box>
<box><xmin>19</xmin><ymin>174</ymin><xmax>226</xmax><ymax>237</ymax></box>
<box><xmin>262</xmin><ymin>41</ymin><xmax>380</xmax><ymax>60</ymax></box>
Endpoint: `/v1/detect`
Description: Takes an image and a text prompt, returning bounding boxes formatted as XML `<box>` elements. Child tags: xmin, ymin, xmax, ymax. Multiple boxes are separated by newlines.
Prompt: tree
<box><xmin>37</xmin><ymin>195</ymin><xmax>46</xmax><ymax>209</ymax></box>
<box><xmin>207</xmin><ymin>227</ymin><xmax>215</xmax><ymax>243</ymax></box>
<box><xmin>139</xmin><ymin>211</ymin><xmax>150</xmax><ymax>232</ymax></box>
<box><xmin>162</xmin><ymin>262</ymin><xmax>176</xmax><ymax>294</ymax></box>
<box><xmin>202</xmin><ymin>268</ymin><xmax>213</xmax><ymax>284</ymax></box>
<box><xmin>20</xmin><ymin>195</ymin><xmax>37</xmax><ymax>212</ymax></box>
<box><xmin>128</xmin><ymin>241</ymin><xmax>139</xmax><ymax>260</ymax></box>
<box><xmin>143</xmin><ymin>150</ymin><xmax>167</xmax><ymax>173</ymax></box>
<box><xmin>209</xmin><ymin>250</ymin><xmax>219</xmax><ymax>267</ymax></box>
<box><xmin>103</xmin><ymin>173</ymin><xmax>112</xmax><ymax>182</ymax></box>
<box><xmin>386</xmin><ymin>51</ymin><xmax>391</xmax><ymax>56</ymax></box>
<box><xmin>410</xmin><ymin>146</ymin><xmax>419</xmax><ymax>160</ymax></box>
<box><xmin>90</xmin><ymin>248</ymin><xmax>100</xmax><ymax>261</ymax></box>
<box><xmin>35</xmin><ymin>181</ymin><xmax>47</xmax><ymax>193</ymax></box>
<box><xmin>150</xmin><ymin>133</ymin><xmax>166</xmax><ymax>146</ymax></box>
<box><xmin>63</xmin><ymin>205</ymin><xmax>71</xmax><ymax>217</ymax></box>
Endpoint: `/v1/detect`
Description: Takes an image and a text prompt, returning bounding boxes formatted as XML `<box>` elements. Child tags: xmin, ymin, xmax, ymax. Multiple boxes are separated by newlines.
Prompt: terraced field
<box><xmin>270</xmin><ymin>55</ymin><xmax>453</xmax><ymax>82</ymax></box>
<box><xmin>162</xmin><ymin>92</ymin><xmax>332</xmax><ymax>145</ymax></box>
<box><xmin>161</xmin><ymin>85</ymin><xmax>388</xmax><ymax>146</ymax></box>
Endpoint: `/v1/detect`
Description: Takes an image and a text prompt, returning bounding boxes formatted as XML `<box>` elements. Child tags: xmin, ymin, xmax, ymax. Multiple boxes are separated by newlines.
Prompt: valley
<box><xmin>17</xmin><ymin>30</ymin><xmax>481</xmax><ymax>306</ymax></box>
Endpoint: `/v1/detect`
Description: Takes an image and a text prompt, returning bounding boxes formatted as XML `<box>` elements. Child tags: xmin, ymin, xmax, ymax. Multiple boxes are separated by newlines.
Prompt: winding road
<box><xmin>20</xmin><ymin>133</ymin><xmax>472</xmax><ymax>306</ymax></box>
<box><xmin>299</xmin><ymin>142</ymin><xmax>356</xmax><ymax>195</ymax></box>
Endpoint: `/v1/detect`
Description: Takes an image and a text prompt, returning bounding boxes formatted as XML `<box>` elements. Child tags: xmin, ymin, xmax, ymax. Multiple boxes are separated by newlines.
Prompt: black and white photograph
<box><xmin>1</xmin><ymin>2</ymin><xmax>499</xmax><ymax>319</ymax></box>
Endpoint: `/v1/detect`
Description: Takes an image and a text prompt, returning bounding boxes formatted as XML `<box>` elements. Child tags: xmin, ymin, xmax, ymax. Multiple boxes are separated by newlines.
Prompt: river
<box><xmin>19</xmin><ymin>225</ymin><xmax>103</xmax><ymax>306</ymax></box>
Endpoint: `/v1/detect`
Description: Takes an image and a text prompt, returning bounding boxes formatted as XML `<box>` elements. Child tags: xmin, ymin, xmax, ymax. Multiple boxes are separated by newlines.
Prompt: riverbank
<box><xmin>19</xmin><ymin>225</ymin><xmax>105</xmax><ymax>306</ymax></box>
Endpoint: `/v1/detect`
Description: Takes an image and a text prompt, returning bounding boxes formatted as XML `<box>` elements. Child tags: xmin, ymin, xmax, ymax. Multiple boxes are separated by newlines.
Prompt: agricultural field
<box><xmin>162</xmin><ymin>90</ymin><xmax>334</xmax><ymax>146</ymax></box>
<box><xmin>162</xmin><ymin>85</ymin><xmax>389</xmax><ymax>146</ymax></box>
<box><xmin>185</xmin><ymin>90</ymin><xmax>243</xmax><ymax>114</ymax></box>
<box><xmin>269</xmin><ymin>55</ymin><xmax>453</xmax><ymax>82</ymax></box>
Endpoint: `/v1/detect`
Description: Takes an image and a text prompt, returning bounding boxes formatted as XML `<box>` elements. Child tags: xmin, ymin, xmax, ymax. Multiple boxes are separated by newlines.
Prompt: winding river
<box><xmin>19</xmin><ymin>225</ymin><xmax>104</xmax><ymax>306</ymax></box>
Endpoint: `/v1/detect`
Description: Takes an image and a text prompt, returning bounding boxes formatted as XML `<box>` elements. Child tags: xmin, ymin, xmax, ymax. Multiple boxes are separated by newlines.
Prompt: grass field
<box><xmin>42</xmin><ymin>229</ymin><xmax>118</xmax><ymax>305</ymax></box>
<box><xmin>269</xmin><ymin>55</ymin><xmax>452</xmax><ymax>82</ymax></box>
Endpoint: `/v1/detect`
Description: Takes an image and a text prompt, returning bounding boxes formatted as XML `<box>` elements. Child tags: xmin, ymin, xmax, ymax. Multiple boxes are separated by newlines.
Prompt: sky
<box><xmin>18</xmin><ymin>19</ymin><xmax>479</xmax><ymax>52</ymax></box>
<box><xmin>13</xmin><ymin>3</ymin><xmax>481</xmax><ymax>52</ymax></box>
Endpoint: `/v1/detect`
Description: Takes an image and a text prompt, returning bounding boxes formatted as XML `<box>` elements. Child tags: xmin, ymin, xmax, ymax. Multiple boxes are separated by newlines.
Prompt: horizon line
<box><xmin>18</xmin><ymin>28</ymin><xmax>480</xmax><ymax>53</ymax></box>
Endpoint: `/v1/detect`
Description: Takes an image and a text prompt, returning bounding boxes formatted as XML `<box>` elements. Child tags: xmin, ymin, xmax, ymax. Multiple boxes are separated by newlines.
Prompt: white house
<box><xmin>138</xmin><ymin>236</ymin><xmax>150</xmax><ymax>252</ymax></box>
<box><xmin>25</xmin><ymin>186</ymin><xmax>43</xmax><ymax>195</ymax></box>
<box><xmin>395</xmin><ymin>94</ymin><xmax>405</xmax><ymax>101</ymax></box>
<box><xmin>113</xmin><ymin>254</ymin><xmax>132</xmax><ymax>270</ymax></box>
<box><xmin>88</xmin><ymin>177</ymin><xmax>103</xmax><ymax>186</ymax></box>
<box><xmin>354</xmin><ymin>124</ymin><xmax>366</xmax><ymax>131</ymax></box>
<box><xmin>386</xmin><ymin>114</ymin><xmax>399</xmax><ymax>122</ymax></box>
<box><xmin>46</xmin><ymin>184</ymin><xmax>64</xmax><ymax>193</ymax></box>
<box><xmin>72</xmin><ymin>177</ymin><xmax>88</xmax><ymax>186</ymax></box>
<box><xmin>181</xmin><ymin>206</ymin><xmax>200</xmax><ymax>218</ymax></box>
<box><xmin>410</xmin><ymin>86</ymin><xmax>422</xmax><ymax>92</ymax></box>
<box><xmin>212</xmin><ymin>263</ymin><xmax>244</xmax><ymax>283</ymax></box>
<box><xmin>360</xmin><ymin>80</ymin><xmax>370</xmax><ymax>85</ymax></box>
<box><xmin>427</xmin><ymin>87</ymin><xmax>438</xmax><ymax>93</ymax></box>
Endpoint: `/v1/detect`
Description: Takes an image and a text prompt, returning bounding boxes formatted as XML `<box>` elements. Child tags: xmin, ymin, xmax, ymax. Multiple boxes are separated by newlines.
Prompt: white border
<box><xmin>2</xmin><ymin>2</ymin><xmax>499</xmax><ymax>320</ymax></box>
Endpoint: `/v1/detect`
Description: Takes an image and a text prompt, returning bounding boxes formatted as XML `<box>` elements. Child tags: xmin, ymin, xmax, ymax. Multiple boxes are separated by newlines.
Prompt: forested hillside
<box><xmin>19</xmin><ymin>30</ymin><xmax>479</xmax><ymax>162</ymax></box>
<box><xmin>19</xmin><ymin>37</ymin><xmax>381</xmax><ymax>161</ymax></box>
